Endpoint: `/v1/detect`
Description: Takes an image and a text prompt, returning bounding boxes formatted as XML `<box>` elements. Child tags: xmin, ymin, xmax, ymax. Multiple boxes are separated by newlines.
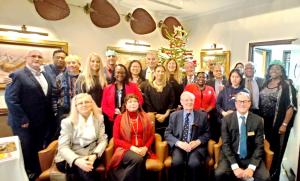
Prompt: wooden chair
<box><xmin>213</xmin><ymin>138</ymin><xmax>274</xmax><ymax>170</ymax></box>
<box><xmin>38</xmin><ymin>140</ymin><xmax>108</xmax><ymax>181</ymax></box>
<box><xmin>163</xmin><ymin>139</ymin><xmax>216</xmax><ymax>180</ymax></box>
<box><xmin>105</xmin><ymin>133</ymin><xmax>167</xmax><ymax>181</ymax></box>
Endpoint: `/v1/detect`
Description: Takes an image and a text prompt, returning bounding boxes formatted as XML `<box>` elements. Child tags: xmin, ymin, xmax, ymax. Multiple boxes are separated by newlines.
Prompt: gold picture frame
<box><xmin>0</xmin><ymin>36</ymin><xmax>68</xmax><ymax>89</ymax></box>
<box><xmin>200</xmin><ymin>50</ymin><xmax>231</xmax><ymax>77</ymax></box>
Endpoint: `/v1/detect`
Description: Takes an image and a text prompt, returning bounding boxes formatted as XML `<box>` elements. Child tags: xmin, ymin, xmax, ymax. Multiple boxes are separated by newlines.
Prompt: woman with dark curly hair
<box><xmin>259</xmin><ymin>62</ymin><xmax>297</xmax><ymax>180</ymax></box>
<box><xmin>101</xmin><ymin>64</ymin><xmax>143</xmax><ymax>138</ymax></box>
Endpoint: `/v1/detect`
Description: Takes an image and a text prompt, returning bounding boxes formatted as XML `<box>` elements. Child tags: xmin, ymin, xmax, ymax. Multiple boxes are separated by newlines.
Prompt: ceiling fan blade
<box><xmin>33</xmin><ymin>0</ymin><xmax>70</xmax><ymax>20</ymax></box>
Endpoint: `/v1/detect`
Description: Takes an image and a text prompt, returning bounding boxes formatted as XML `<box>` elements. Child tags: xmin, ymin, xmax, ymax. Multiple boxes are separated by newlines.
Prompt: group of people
<box><xmin>4</xmin><ymin>49</ymin><xmax>297</xmax><ymax>181</ymax></box>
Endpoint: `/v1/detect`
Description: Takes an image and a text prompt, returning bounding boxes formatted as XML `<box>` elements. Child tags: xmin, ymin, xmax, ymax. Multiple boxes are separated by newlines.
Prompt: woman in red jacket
<box><xmin>101</xmin><ymin>64</ymin><xmax>143</xmax><ymax>138</ymax></box>
<box><xmin>107</xmin><ymin>94</ymin><xmax>154</xmax><ymax>181</ymax></box>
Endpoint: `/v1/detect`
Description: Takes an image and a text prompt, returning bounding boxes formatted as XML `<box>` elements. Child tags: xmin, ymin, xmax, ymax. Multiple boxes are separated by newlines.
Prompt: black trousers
<box><xmin>108</xmin><ymin>150</ymin><xmax>146</xmax><ymax>181</ymax></box>
<box><xmin>56</xmin><ymin>158</ymin><xmax>101</xmax><ymax>181</ymax></box>
<box><xmin>215</xmin><ymin>156</ymin><xmax>270</xmax><ymax>181</ymax></box>
<box><xmin>170</xmin><ymin>146</ymin><xmax>206</xmax><ymax>181</ymax></box>
<box><xmin>12</xmin><ymin>125</ymin><xmax>47</xmax><ymax>180</ymax></box>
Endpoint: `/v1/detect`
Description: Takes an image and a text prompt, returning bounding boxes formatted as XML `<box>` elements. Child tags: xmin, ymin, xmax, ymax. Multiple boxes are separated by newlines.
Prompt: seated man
<box><xmin>215</xmin><ymin>90</ymin><xmax>270</xmax><ymax>181</ymax></box>
<box><xmin>165</xmin><ymin>91</ymin><xmax>210</xmax><ymax>181</ymax></box>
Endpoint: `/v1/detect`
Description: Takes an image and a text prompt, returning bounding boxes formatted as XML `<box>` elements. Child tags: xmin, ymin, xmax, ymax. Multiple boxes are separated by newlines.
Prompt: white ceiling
<box><xmin>68</xmin><ymin>0</ymin><xmax>278</xmax><ymax>19</ymax></box>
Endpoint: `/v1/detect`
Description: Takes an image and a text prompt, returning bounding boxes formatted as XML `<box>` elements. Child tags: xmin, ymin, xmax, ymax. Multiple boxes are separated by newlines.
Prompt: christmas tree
<box><xmin>159</xmin><ymin>26</ymin><xmax>193</xmax><ymax>68</ymax></box>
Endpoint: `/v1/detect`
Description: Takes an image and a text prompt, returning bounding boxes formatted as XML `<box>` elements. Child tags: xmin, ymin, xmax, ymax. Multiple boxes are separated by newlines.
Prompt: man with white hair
<box><xmin>215</xmin><ymin>90</ymin><xmax>270</xmax><ymax>181</ymax></box>
<box><xmin>244</xmin><ymin>62</ymin><xmax>264</xmax><ymax>114</ymax></box>
<box><xmin>142</xmin><ymin>51</ymin><xmax>159</xmax><ymax>82</ymax></box>
<box><xmin>104</xmin><ymin>49</ymin><xmax>118</xmax><ymax>83</ymax></box>
<box><xmin>165</xmin><ymin>91</ymin><xmax>210</xmax><ymax>181</ymax></box>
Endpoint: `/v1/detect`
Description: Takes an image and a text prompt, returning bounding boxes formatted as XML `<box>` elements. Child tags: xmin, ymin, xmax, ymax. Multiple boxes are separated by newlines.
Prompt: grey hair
<box><xmin>180</xmin><ymin>91</ymin><xmax>195</xmax><ymax>100</ymax></box>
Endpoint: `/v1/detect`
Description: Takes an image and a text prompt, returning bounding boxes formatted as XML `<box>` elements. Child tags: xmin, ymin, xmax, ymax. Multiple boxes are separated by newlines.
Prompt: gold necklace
<box><xmin>130</xmin><ymin>116</ymin><xmax>139</xmax><ymax>145</ymax></box>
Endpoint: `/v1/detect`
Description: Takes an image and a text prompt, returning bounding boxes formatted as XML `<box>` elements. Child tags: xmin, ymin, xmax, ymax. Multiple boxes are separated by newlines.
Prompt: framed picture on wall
<box><xmin>200</xmin><ymin>50</ymin><xmax>231</xmax><ymax>76</ymax></box>
<box><xmin>0</xmin><ymin>36</ymin><xmax>68</xmax><ymax>89</ymax></box>
<box><xmin>107</xmin><ymin>46</ymin><xmax>156</xmax><ymax>68</ymax></box>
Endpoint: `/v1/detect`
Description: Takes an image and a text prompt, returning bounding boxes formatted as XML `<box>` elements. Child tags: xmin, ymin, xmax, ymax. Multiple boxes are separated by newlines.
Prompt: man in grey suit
<box><xmin>244</xmin><ymin>62</ymin><xmax>264</xmax><ymax>115</ymax></box>
<box><xmin>215</xmin><ymin>90</ymin><xmax>270</xmax><ymax>181</ymax></box>
<box><xmin>5</xmin><ymin>50</ymin><xmax>54</xmax><ymax>181</ymax></box>
<box><xmin>165</xmin><ymin>91</ymin><xmax>210</xmax><ymax>181</ymax></box>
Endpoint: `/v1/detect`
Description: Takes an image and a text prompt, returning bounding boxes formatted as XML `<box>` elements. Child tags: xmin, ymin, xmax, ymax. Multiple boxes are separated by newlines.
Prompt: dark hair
<box><xmin>121</xmin><ymin>93</ymin><xmax>142</xmax><ymax>113</ymax></box>
<box><xmin>53</xmin><ymin>49</ymin><xmax>68</xmax><ymax>57</ymax></box>
<box><xmin>111</xmin><ymin>64</ymin><xmax>129</xmax><ymax>84</ymax></box>
<box><xmin>263</xmin><ymin>64</ymin><xmax>288</xmax><ymax>88</ymax></box>
<box><xmin>234</xmin><ymin>62</ymin><xmax>244</xmax><ymax>69</ymax></box>
<box><xmin>128</xmin><ymin>60</ymin><xmax>145</xmax><ymax>81</ymax></box>
<box><xmin>228</xmin><ymin>68</ymin><xmax>244</xmax><ymax>86</ymax></box>
<box><xmin>196</xmin><ymin>71</ymin><xmax>208</xmax><ymax>79</ymax></box>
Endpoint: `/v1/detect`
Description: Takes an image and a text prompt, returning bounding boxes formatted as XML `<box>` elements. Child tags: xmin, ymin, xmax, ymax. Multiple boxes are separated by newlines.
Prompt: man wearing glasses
<box><xmin>5</xmin><ymin>50</ymin><xmax>54</xmax><ymax>181</ymax></box>
<box><xmin>214</xmin><ymin>90</ymin><xmax>270</xmax><ymax>181</ymax></box>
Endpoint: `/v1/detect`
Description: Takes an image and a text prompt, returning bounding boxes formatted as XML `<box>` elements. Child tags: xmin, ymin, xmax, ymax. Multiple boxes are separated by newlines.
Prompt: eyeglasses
<box><xmin>76</xmin><ymin>100</ymin><xmax>92</xmax><ymax>106</ymax></box>
<box><xmin>236</xmin><ymin>100</ymin><xmax>251</xmax><ymax>104</ymax></box>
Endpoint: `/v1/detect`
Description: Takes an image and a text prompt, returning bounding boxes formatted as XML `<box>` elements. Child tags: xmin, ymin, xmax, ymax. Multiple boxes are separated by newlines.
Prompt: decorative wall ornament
<box><xmin>125</xmin><ymin>8</ymin><xmax>156</xmax><ymax>35</ymax></box>
<box><xmin>158</xmin><ymin>16</ymin><xmax>182</xmax><ymax>39</ymax></box>
<box><xmin>33</xmin><ymin>0</ymin><xmax>70</xmax><ymax>20</ymax></box>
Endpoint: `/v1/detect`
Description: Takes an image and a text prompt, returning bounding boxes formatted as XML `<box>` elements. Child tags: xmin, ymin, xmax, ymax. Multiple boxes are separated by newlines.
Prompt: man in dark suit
<box><xmin>182</xmin><ymin>61</ymin><xmax>197</xmax><ymax>87</ymax></box>
<box><xmin>104</xmin><ymin>49</ymin><xmax>117</xmax><ymax>84</ymax></box>
<box><xmin>165</xmin><ymin>91</ymin><xmax>210</xmax><ymax>181</ymax></box>
<box><xmin>206</xmin><ymin>64</ymin><xmax>228</xmax><ymax>97</ymax></box>
<box><xmin>5</xmin><ymin>50</ymin><xmax>54</xmax><ymax>181</ymax></box>
<box><xmin>142</xmin><ymin>51</ymin><xmax>158</xmax><ymax>82</ymax></box>
<box><xmin>215</xmin><ymin>90</ymin><xmax>270</xmax><ymax>181</ymax></box>
<box><xmin>244</xmin><ymin>62</ymin><xmax>264</xmax><ymax>115</ymax></box>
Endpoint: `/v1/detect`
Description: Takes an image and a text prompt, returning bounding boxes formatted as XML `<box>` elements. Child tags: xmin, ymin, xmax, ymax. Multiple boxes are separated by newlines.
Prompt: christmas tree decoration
<box><xmin>159</xmin><ymin>26</ymin><xmax>193</xmax><ymax>69</ymax></box>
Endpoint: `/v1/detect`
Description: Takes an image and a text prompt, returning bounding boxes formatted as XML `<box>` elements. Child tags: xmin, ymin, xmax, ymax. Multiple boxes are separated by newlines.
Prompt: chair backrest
<box><xmin>38</xmin><ymin>140</ymin><xmax>58</xmax><ymax>172</ymax></box>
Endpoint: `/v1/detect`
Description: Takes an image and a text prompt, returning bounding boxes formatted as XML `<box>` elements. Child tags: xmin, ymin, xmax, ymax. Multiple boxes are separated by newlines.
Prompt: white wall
<box><xmin>185</xmin><ymin>0</ymin><xmax>300</xmax><ymax>69</ymax></box>
<box><xmin>0</xmin><ymin>0</ymin><xmax>169</xmax><ymax>62</ymax></box>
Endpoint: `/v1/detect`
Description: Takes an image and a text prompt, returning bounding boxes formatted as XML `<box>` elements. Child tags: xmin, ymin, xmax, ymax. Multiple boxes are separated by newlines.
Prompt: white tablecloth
<box><xmin>0</xmin><ymin>136</ymin><xmax>28</xmax><ymax>181</ymax></box>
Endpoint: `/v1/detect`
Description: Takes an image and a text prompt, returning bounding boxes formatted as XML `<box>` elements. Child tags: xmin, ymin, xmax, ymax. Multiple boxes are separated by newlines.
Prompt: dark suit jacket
<box><xmin>254</xmin><ymin>77</ymin><xmax>264</xmax><ymax>91</ymax></box>
<box><xmin>5</xmin><ymin>67</ymin><xmax>53</xmax><ymax>128</ymax></box>
<box><xmin>182</xmin><ymin>75</ymin><xmax>197</xmax><ymax>88</ymax></box>
<box><xmin>206</xmin><ymin>79</ymin><xmax>228</xmax><ymax>91</ymax></box>
<box><xmin>165</xmin><ymin>110</ymin><xmax>210</xmax><ymax>149</ymax></box>
<box><xmin>221</xmin><ymin>111</ymin><xmax>264</xmax><ymax>167</ymax></box>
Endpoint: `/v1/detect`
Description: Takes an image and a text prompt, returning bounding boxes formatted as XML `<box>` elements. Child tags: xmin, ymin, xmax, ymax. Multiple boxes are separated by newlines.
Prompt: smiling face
<box><xmin>235</xmin><ymin>93</ymin><xmax>251</xmax><ymax>115</ymax></box>
<box><xmin>196</xmin><ymin>72</ymin><xmax>207</xmax><ymax>86</ymax></box>
<box><xmin>125</xmin><ymin>97</ymin><xmax>139</xmax><ymax>112</ymax></box>
<box><xmin>154</xmin><ymin>66</ymin><xmax>166</xmax><ymax>81</ymax></box>
<box><xmin>66</xmin><ymin>59</ymin><xmax>80</xmax><ymax>74</ymax></box>
<box><xmin>180</xmin><ymin>92</ymin><xmax>195</xmax><ymax>111</ymax></box>
<box><xmin>167</xmin><ymin>60</ymin><xmax>177</xmax><ymax>73</ymax></box>
<box><xmin>26</xmin><ymin>50</ymin><xmax>43</xmax><ymax>71</ymax></box>
<box><xmin>213</xmin><ymin>65</ymin><xmax>223</xmax><ymax>79</ymax></box>
<box><xmin>269</xmin><ymin>64</ymin><xmax>283</xmax><ymax>79</ymax></box>
<box><xmin>146</xmin><ymin>52</ymin><xmax>158</xmax><ymax>70</ymax></box>
<box><xmin>244</xmin><ymin>63</ymin><xmax>255</xmax><ymax>78</ymax></box>
<box><xmin>130</xmin><ymin>61</ymin><xmax>142</xmax><ymax>76</ymax></box>
<box><xmin>76</xmin><ymin>96</ymin><xmax>93</xmax><ymax>117</ymax></box>
<box><xmin>90</xmin><ymin>56</ymin><xmax>101</xmax><ymax>72</ymax></box>
<box><xmin>114</xmin><ymin>65</ymin><xmax>126</xmax><ymax>83</ymax></box>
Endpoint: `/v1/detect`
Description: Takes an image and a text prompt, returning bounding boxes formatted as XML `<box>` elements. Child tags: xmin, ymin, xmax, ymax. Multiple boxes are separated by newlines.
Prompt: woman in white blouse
<box><xmin>54</xmin><ymin>93</ymin><xmax>107</xmax><ymax>181</ymax></box>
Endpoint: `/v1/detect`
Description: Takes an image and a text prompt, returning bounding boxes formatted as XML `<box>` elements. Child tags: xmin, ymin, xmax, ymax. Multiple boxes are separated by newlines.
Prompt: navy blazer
<box><xmin>5</xmin><ymin>67</ymin><xmax>53</xmax><ymax>128</ymax></box>
<box><xmin>165</xmin><ymin>110</ymin><xmax>210</xmax><ymax>149</ymax></box>
<box><xmin>221</xmin><ymin>111</ymin><xmax>264</xmax><ymax>167</ymax></box>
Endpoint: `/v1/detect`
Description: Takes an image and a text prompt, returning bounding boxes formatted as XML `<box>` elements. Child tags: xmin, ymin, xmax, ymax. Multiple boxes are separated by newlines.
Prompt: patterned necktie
<box><xmin>239</xmin><ymin>116</ymin><xmax>247</xmax><ymax>159</ymax></box>
<box><xmin>182</xmin><ymin>113</ymin><xmax>191</xmax><ymax>142</ymax></box>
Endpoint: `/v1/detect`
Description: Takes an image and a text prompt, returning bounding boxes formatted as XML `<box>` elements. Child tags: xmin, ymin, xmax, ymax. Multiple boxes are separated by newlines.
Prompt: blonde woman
<box><xmin>143</xmin><ymin>65</ymin><xmax>176</xmax><ymax>137</ymax></box>
<box><xmin>164</xmin><ymin>59</ymin><xmax>183</xmax><ymax>107</ymax></box>
<box><xmin>54</xmin><ymin>93</ymin><xmax>107</xmax><ymax>181</ymax></box>
<box><xmin>76</xmin><ymin>53</ymin><xmax>107</xmax><ymax>107</ymax></box>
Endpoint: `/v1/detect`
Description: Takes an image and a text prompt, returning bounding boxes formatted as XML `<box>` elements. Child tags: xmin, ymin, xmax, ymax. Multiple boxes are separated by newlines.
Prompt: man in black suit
<box><xmin>215</xmin><ymin>90</ymin><xmax>270</xmax><ymax>181</ymax></box>
<box><xmin>142</xmin><ymin>51</ymin><xmax>158</xmax><ymax>82</ymax></box>
<box><xmin>104</xmin><ymin>49</ymin><xmax>117</xmax><ymax>84</ymax></box>
<box><xmin>165</xmin><ymin>91</ymin><xmax>210</xmax><ymax>181</ymax></box>
<box><xmin>182</xmin><ymin>61</ymin><xmax>197</xmax><ymax>87</ymax></box>
<box><xmin>5</xmin><ymin>50</ymin><xmax>54</xmax><ymax>181</ymax></box>
<box><xmin>244</xmin><ymin>62</ymin><xmax>264</xmax><ymax>115</ymax></box>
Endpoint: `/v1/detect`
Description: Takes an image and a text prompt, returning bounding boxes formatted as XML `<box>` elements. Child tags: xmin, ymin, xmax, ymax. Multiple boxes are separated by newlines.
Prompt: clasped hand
<box><xmin>130</xmin><ymin>146</ymin><xmax>148</xmax><ymax>157</ymax></box>
<box><xmin>233</xmin><ymin>168</ymin><xmax>254</xmax><ymax>180</ymax></box>
<box><xmin>177</xmin><ymin>140</ymin><xmax>201</xmax><ymax>152</ymax></box>
<box><xmin>75</xmin><ymin>155</ymin><xmax>96</xmax><ymax>172</ymax></box>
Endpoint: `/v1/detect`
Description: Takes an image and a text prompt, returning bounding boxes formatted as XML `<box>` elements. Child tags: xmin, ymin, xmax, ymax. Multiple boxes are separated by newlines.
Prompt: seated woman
<box><xmin>101</xmin><ymin>64</ymin><xmax>143</xmax><ymax>138</ymax></box>
<box><xmin>108</xmin><ymin>94</ymin><xmax>155</xmax><ymax>181</ymax></box>
<box><xmin>54</xmin><ymin>93</ymin><xmax>107</xmax><ymax>181</ymax></box>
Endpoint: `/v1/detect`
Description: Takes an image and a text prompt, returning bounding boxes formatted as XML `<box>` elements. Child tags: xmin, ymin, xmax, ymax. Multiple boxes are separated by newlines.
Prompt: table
<box><xmin>0</xmin><ymin>136</ymin><xmax>28</xmax><ymax>181</ymax></box>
